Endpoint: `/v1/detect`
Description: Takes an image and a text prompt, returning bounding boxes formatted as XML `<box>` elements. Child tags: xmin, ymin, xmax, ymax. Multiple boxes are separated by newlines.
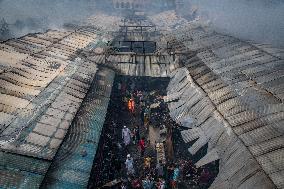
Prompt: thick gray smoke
<box><xmin>187</xmin><ymin>0</ymin><xmax>284</xmax><ymax>47</ymax></box>
<box><xmin>0</xmin><ymin>0</ymin><xmax>100</xmax><ymax>40</ymax></box>
<box><xmin>0</xmin><ymin>0</ymin><xmax>283</xmax><ymax>47</ymax></box>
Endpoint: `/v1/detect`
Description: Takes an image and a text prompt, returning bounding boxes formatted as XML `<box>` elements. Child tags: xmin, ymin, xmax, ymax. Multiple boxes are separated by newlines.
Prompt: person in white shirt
<box><xmin>122</xmin><ymin>126</ymin><xmax>131</xmax><ymax>146</ymax></box>
<box><xmin>125</xmin><ymin>154</ymin><xmax>135</xmax><ymax>176</ymax></box>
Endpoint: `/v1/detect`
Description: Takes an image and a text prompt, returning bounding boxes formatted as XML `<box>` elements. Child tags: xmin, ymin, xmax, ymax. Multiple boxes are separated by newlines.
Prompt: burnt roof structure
<box><xmin>0</xmin><ymin>9</ymin><xmax>283</xmax><ymax>189</ymax></box>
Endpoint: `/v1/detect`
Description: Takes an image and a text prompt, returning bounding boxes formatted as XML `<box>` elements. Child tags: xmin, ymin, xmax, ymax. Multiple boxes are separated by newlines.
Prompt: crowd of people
<box><xmin>90</xmin><ymin>77</ymin><xmax>217</xmax><ymax>189</ymax></box>
<box><xmin>120</xmin><ymin>154</ymin><xmax>181</xmax><ymax>189</ymax></box>
<box><xmin>119</xmin><ymin>153</ymin><xmax>214</xmax><ymax>189</ymax></box>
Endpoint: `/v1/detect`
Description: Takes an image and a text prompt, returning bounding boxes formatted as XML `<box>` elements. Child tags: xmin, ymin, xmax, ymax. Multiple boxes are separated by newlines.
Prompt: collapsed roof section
<box><xmin>0</xmin><ymin>14</ymin><xmax>121</xmax><ymax>188</ymax></box>
<box><xmin>0</xmin><ymin>10</ymin><xmax>283</xmax><ymax>189</ymax></box>
<box><xmin>153</xmin><ymin>11</ymin><xmax>283</xmax><ymax>189</ymax></box>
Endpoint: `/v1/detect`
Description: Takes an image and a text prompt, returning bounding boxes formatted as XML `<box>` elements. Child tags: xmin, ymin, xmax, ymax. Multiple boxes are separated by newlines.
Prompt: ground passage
<box><xmin>88</xmin><ymin>76</ymin><xmax>219</xmax><ymax>189</ymax></box>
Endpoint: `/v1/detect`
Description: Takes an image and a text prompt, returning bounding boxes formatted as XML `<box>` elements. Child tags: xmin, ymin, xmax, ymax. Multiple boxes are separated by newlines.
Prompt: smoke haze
<box><xmin>188</xmin><ymin>0</ymin><xmax>284</xmax><ymax>47</ymax></box>
<box><xmin>0</xmin><ymin>0</ymin><xmax>283</xmax><ymax>47</ymax></box>
<box><xmin>0</xmin><ymin>0</ymin><xmax>98</xmax><ymax>38</ymax></box>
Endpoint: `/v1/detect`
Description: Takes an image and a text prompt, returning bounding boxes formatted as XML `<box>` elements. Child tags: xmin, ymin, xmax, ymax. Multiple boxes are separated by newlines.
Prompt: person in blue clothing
<box><xmin>142</xmin><ymin>175</ymin><xmax>154</xmax><ymax>189</ymax></box>
<box><xmin>171</xmin><ymin>164</ymin><xmax>180</xmax><ymax>189</ymax></box>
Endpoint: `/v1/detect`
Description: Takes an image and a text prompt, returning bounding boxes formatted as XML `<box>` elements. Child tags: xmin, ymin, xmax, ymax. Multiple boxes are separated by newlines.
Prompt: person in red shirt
<box><xmin>138</xmin><ymin>137</ymin><xmax>146</xmax><ymax>157</ymax></box>
<box><xmin>131</xmin><ymin>177</ymin><xmax>142</xmax><ymax>189</ymax></box>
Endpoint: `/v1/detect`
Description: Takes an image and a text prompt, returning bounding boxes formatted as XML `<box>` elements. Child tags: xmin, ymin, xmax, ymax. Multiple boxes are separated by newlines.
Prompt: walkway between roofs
<box><xmin>88</xmin><ymin>76</ymin><xmax>171</xmax><ymax>188</ymax></box>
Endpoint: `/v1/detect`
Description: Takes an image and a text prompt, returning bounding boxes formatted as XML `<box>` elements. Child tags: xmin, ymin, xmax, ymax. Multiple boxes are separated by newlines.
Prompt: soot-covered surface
<box><xmin>88</xmin><ymin>75</ymin><xmax>218</xmax><ymax>189</ymax></box>
<box><xmin>88</xmin><ymin>76</ymin><xmax>169</xmax><ymax>188</ymax></box>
